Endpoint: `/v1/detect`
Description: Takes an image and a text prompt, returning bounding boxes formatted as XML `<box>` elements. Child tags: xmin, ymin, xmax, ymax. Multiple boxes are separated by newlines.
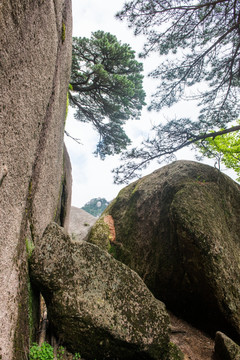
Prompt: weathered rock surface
<box><xmin>68</xmin><ymin>206</ymin><xmax>96</xmax><ymax>241</ymax></box>
<box><xmin>30</xmin><ymin>222</ymin><xmax>173</xmax><ymax>360</ymax></box>
<box><xmin>0</xmin><ymin>1</ymin><xmax>72</xmax><ymax>358</ymax></box>
<box><xmin>89</xmin><ymin>161</ymin><xmax>240</xmax><ymax>338</ymax></box>
<box><xmin>215</xmin><ymin>332</ymin><xmax>240</xmax><ymax>360</ymax></box>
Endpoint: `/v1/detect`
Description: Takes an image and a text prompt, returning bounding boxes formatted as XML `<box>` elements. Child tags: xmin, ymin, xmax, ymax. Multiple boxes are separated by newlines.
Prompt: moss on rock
<box><xmin>88</xmin><ymin>218</ymin><xmax>111</xmax><ymax>251</ymax></box>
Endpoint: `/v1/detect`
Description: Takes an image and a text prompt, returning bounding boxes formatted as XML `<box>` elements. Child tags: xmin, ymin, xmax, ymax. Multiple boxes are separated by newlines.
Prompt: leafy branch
<box><xmin>113</xmin><ymin>122</ymin><xmax>240</xmax><ymax>184</ymax></box>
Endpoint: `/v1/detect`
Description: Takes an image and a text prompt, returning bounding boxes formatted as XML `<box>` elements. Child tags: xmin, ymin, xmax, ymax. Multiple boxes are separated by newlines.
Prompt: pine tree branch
<box><xmin>64</xmin><ymin>130</ymin><xmax>82</xmax><ymax>145</ymax></box>
<box><xmin>113</xmin><ymin>125</ymin><xmax>240</xmax><ymax>184</ymax></box>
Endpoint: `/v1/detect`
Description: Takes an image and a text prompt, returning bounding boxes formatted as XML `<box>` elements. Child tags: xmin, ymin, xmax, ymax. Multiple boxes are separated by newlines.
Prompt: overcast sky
<box><xmin>65</xmin><ymin>0</ymin><xmax>236</xmax><ymax>208</ymax></box>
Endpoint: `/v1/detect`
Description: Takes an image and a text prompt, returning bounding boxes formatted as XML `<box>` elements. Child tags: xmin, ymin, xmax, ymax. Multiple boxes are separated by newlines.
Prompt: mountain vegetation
<box><xmin>113</xmin><ymin>0</ymin><xmax>240</xmax><ymax>183</ymax></box>
<box><xmin>69</xmin><ymin>31</ymin><xmax>146</xmax><ymax>159</ymax></box>
<box><xmin>81</xmin><ymin>197</ymin><xmax>110</xmax><ymax>217</ymax></box>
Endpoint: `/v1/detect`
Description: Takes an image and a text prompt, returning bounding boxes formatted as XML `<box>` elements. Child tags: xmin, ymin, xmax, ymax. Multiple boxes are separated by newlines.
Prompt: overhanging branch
<box><xmin>182</xmin><ymin>125</ymin><xmax>240</xmax><ymax>146</ymax></box>
<box><xmin>113</xmin><ymin>125</ymin><xmax>240</xmax><ymax>184</ymax></box>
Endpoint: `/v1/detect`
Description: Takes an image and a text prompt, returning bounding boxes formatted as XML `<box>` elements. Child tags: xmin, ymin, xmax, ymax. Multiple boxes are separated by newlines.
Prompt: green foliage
<box><xmin>72</xmin><ymin>353</ymin><xmax>81</xmax><ymax>360</ymax></box>
<box><xmin>29</xmin><ymin>343</ymin><xmax>81</xmax><ymax>360</ymax></box>
<box><xmin>29</xmin><ymin>342</ymin><xmax>54</xmax><ymax>360</ymax></box>
<box><xmin>56</xmin><ymin>346</ymin><xmax>64</xmax><ymax>360</ymax></box>
<box><xmin>26</xmin><ymin>238</ymin><xmax>34</xmax><ymax>259</ymax></box>
<box><xmin>82</xmin><ymin>197</ymin><xmax>110</xmax><ymax>217</ymax></box>
<box><xmin>69</xmin><ymin>30</ymin><xmax>146</xmax><ymax>158</ymax></box>
<box><xmin>197</xmin><ymin>121</ymin><xmax>240</xmax><ymax>181</ymax></box>
<box><xmin>113</xmin><ymin>0</ymin><xmax>240</xmax><ymax>183</ymax></box>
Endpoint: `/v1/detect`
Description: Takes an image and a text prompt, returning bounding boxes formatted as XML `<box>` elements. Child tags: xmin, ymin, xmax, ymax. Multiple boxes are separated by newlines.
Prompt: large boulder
<box><xmin>89</xmin><ymin>161</ymin><xmax>240</xmax><ymax>338</ymax></box>
<box><xmin>0</xmin><ymin>1</ymin><xmax>72</xmax><ymax>358</ymax></box>
<box><xmin>30</xmin><ymin>222</ymin><xmax>174</xmax><ymax>360</ymax></box>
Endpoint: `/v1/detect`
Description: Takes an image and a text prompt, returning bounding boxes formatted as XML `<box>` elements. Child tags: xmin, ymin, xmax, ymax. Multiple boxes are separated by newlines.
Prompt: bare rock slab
<box><xmin>30</xmin><ymin>222</ymin><xmax>172</xmax><ymax>360</ymax></box>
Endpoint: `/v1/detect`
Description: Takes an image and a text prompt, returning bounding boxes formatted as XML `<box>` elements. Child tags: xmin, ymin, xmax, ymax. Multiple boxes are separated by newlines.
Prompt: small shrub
<box><xmin>29</xmin><ymin>342</ymin><xmax>54</xmax><ymax>360</ymax></box>
<box><xmin>57</xmin><ymin>346</ymin><xmax>65</xmax><ymax>360</ymax></box>
<box><xmin>73</xmin><ymin>353</ymin><xmax>81</xmax><ymax>360</ymax></box>
<box><xmin>29</xmin><ymin>342</ymin><xmax>82</xmax><ymax>360</ymax></box>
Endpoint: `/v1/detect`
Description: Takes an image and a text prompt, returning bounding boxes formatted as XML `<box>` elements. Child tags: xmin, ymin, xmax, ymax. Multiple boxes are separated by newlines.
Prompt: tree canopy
<box><xmin>113</xmin><ymin>0</ymin><xmax>240</xmax><ymax>183</ymax></box>
<box><xmin>69</xmin><ymin>31</ymin><xmax>146</xmax><ymax>159</ymax></box>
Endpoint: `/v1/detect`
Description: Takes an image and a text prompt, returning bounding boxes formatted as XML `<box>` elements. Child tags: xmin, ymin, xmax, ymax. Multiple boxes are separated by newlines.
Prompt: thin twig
<box><xmin>64</xmin><ymin>130</ymin><xmax>82</xmax><ymax>145</ymax></box>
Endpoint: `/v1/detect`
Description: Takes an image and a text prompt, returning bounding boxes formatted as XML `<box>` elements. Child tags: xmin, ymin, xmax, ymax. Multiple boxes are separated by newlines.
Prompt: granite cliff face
<box><xmin>0</xmin><ymin>1</ymin><xmax>72</xmax><ymax>358</ymax></box>
<box><xmin>89</xmin><ymin>161</ymin><xmax>240</xmax><ymax>340</ymax></box>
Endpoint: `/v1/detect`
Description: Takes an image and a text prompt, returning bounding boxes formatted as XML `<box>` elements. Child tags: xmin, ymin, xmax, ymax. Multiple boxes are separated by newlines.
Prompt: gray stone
<box><xmin>30</xmin><ymin>222</ymin><xmax>172</xmax><ymax>360</ymax></box>
<box><xmin>90</xmin><ymin>161</ymin><xmax>240</xmax><ymax>337</ymax></box>
<box><xmin>68</xmin><ymin>206</ymin><xmax>96</xmax><ymax>241</ymax></box>
<box><xmin>215</xmin><ymin>332</ymin><xmax>240</xmax><ymax>360</ymax></box>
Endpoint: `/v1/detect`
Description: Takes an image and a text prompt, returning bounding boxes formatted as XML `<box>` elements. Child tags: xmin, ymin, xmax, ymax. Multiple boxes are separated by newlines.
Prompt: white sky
<box><xmin>65</xmin><ymin>0</ymin><xmax>237</xmax><ymax>208</ymax></box>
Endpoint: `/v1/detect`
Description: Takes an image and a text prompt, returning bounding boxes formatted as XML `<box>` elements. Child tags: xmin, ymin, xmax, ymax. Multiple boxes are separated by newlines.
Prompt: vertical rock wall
<box><xmin>0</xmin><ymin>1</ymin><xmax>72</xmax><ymax>359</ymax></box>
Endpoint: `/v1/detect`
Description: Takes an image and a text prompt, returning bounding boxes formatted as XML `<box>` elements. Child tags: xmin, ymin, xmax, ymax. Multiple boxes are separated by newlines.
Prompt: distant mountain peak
<box><xmin>81</xmin><ymin>197</ymin><xmax>109</xmax><ymax>217</ymax></box>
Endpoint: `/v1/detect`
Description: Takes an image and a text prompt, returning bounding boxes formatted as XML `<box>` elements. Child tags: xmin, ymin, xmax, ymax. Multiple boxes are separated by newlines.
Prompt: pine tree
<box><xmin>69</xmin><ymin>31</ymin><xmax>146</xmax><ymax>159</ymax></box>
